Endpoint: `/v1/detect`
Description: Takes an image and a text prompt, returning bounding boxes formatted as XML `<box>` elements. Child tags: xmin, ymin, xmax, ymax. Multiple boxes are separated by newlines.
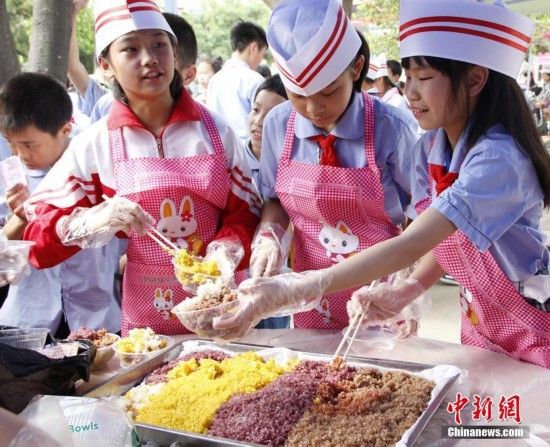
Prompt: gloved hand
<box><xmin>0</xmin><ymin>234</ymin><xmax>31</xmax><ymax>286</ymax></box>
<box><xmin>213</xmin><ymin>269</ymin><xmax>332</xmax><ymax>339</ymax></box>
<box><xmin>249</xmin><ymin>222</ymin><xmax>291</xmax><ymax>278</ymax></box>
<box><xmin>205</xmin><ymin>237</ymin><xmax>244</xmax><ymax>282</ymax></box>
<box><xmin>56</xmin><ymin>196</ymin><xmax>153</xmax><ymax>248</ymax></box>
<box><xmin>6</xmin><ymin>184</ymin><xmax>30</xmax><ymax>221</ymax></box>
<box><xmin>346</xmin><ymin>277</ymin><xmax>425</xmax><ymax>324</ymax></box>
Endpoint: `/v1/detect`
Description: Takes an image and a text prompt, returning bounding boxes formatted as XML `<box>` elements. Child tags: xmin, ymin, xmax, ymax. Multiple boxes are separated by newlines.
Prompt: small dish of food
<box><xmin>67</xmin><ymin>327</ymin><xmax>120</xmax><ymax>370</ymax></box>
<box><xmin>172</xmin><ymin>281</ymin><xmax>239</xmax><ymax>340</ymax></box>
<box><xmin>113</xmin><ymin>328</ymin><xmax>174</xmax><ymax>368</ymax></box>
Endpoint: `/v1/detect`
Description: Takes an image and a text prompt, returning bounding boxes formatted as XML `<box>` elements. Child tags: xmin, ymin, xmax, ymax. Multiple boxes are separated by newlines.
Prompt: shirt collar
<box><xmin>244</xmin><ymin>141</ymin><xmax>260</xmax><ymax>170</ymax></box>
<box><xmin>427</xmin><ymin>127</ymin><xmax>470</xmax><ymax>173</ymax></box>
<box><xmin>107</xmin><ymin>88</ymin><xmax>201</xmax><ymax>130</ymax></box>
<box><xmin>294</xmin><ymin>91</ymin><xmax>364</xmax><ymax>140</ymax></box>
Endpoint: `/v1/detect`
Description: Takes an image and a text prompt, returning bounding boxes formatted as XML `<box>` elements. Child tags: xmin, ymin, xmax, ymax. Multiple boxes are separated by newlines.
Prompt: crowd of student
<box><xmin>0</xmin><ymin>0</ymin><xmax>549</xmax><ymax>369</ymax></box>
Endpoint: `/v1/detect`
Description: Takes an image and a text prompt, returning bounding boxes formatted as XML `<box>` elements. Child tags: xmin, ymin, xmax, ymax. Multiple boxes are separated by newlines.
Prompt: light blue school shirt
<box><xmin>243</xmin><ymin>140</ymin><xmax>261</xmax><ymax>197</ymax></box>
<box><xmin>411</xmin><ymin>126</ymin><xmax>549</xmax><ymax>282</ymax></box>
<box><xmin>0</xmin><ymin>136</ymin><xmax>12</xmax><ymax>227</ymax></box>
<box><xmin>77</xmin><ymin>78</ymin><xmax>110</xmax><ymax>122</ymax></box>
<box><xmin>260</xmin><ymin>92</ymin><xmax>421</xmax><ymax>226</ymax></box>
<box><xmin>207</xmin><ymin>58</ymin><xmax>265</xmax><ymax>146</ymax></box>
<box><xmin>0</xmin><ymin>162</ymin><xmax>121</xmax><ymax>332</ymax></box>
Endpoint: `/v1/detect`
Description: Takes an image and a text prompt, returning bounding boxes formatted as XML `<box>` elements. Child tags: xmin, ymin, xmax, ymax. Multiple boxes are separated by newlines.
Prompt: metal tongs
<box><xmin>332</xmin><ymin>280</ymin><xmax>378</xmax><ymax>364</ymax></box>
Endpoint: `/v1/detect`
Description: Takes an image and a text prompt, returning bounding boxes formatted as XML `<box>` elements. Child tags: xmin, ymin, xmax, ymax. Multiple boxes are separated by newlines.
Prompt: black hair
<box><xmin>198</xmin><ymin>55</ymin><xmax>223</xmax><ymax>73</ymax></box>
<box><xmin>256</xmin><ymin>64</ymin><xmax>271</xmax><ymax>79</ymax></box>
<box><xmin>99</xmin><ymin>31</ymin><xmax>183</xmax><ymax>105</ymax></box>
<box><xmin>387</xmin><ymin>60</ymin><xmax>402</xmax><ymax>78</ymax></box>
<box><xmin>353</xmin><ymin>30</ymin><xmax>370</xmax><ymax>92</ymax></box>
<box><xmin>0</xmin><ymin>72</ymin><xmax>72</xmax><ymax>136</ymax></box>
<box><xmin>403</xmin><ymin>55</ymin><xmax>550</xmax><ymax>207</ymax></box>
<box><xmin>254</xmin><ymin>74</ymin><xmax>288</xmax><ymax>101</ymax></box>
<box><xmin>163</xmin><ymin>12</ymin><xmax>197</xmax><ymax>70</ymax></box>
<box><xmin>230</xmin><ymin>20</ymin><xmax>267</xmax><ymax>53</ymax></box>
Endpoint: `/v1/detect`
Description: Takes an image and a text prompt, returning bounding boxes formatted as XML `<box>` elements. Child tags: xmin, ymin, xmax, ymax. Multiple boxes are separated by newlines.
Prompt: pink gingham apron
<box><xmin>416</xmin><ymin>148</ymin><xmax>550</xmax><ymax>368</ymax></box>
<box><xmin>276</xmin><ymin>93</ymin><xmax>400</xmax><ymax>329</ymax></box>
<box><xmin>111</xmin><ymin>105</ymin><xmax>230</xmax><ymax>335</ymax></box>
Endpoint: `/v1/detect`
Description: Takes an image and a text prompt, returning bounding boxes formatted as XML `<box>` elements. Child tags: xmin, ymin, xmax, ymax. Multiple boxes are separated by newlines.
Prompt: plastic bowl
<box><xmin>0</xmin><ymin>327</ymin><xmax>49</xmax><ymax>350</ymax></box>
<box><xmin>90</xmin><ymin>333</ymin><xmax>120</xmax><ymax>371</ymax></box>
<box><xmin>342</xmin><ymin>324</ymin><xmax>400</xmax><ymax>354</ymax></box>
<box><xmin>0</xmin><ymin>240</ymin><xmax>34</xmax><ymax>278</ymax></box>
<box><xmin>172</xmin><ymin>296</ymin><xmax>240</xmax><ymax>340</ymax></box>
<box><xmin>113</xmin><ymin>335</ymin><xmax>174</xmax><ymax>368</ymax></box>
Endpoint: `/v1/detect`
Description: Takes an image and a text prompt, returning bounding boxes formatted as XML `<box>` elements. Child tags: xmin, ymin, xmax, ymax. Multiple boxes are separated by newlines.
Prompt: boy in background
<box><xmin>207</xmin><ymin>20</ymin><xmax>267</xmax><ymax>145</ymax></box>
<box><xmin>0</xmin><ymin>73</ymin><xmax>120</xmax><ymax>335</ymax></box>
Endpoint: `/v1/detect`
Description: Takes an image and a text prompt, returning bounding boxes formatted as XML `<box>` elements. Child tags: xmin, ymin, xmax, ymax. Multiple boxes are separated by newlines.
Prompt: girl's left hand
<box><xmin>6</xmin><ymin>183</ymin><xmax>29</xmax><ymax>221</ymax></box>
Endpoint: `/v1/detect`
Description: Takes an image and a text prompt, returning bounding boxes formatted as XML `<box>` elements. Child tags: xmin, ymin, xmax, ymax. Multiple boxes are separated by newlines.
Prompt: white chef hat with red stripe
<box><xmin>267</xmin><ymin>0</ymin><xmax>361</xmax><ymax>96</ymax></box>
<box><xmin>94</xmin><ymin>0</ymin><xmax>175</xmax><ymax>58</ymax></box>
<box><xmin>366</xmin><ymin>60</ymin><xmax>378</xmax><ymax>80</ymax></box>
<box><xmin>399</xmin><ymin>0</ymin><xmax>534</xmax><ymax>79</ymax></box>
<box><xmin>372</xmin><ymin>54</ymin><xmax>388</xmax><ymax>80</ymax></box>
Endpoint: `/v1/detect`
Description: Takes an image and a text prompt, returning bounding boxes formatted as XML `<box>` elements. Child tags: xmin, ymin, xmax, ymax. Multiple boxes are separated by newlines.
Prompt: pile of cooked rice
<box><xmin>121</xmin><ymin>351</ymin><xmax>435</xmax><ymax>446</ymax></box>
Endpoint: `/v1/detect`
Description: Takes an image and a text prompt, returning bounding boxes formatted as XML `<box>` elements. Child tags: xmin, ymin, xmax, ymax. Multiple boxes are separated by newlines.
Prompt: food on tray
<box><xmin>116</xmin><ymin>328</ymin><xmax>168</xmax><ymax>354</ymax></box>
<box><xmin>67</xmin><ymin>327</ymin><xmax>118</xmax><ymax>348</ymax></box>
<box><xmin>123</xmin><ymin>352</ymin><xmax>294</xmax><ymax>433</ymax></box>
<box><xmin>121</xmin><ymin>351</ymin><xmax>435</xmax><ymax>446</ymax></box>
<box><xmin>285</xmin><ymin>369</ymin><xmax>434</xmax><ymax>447</ymax></box>
<box><xmin>173</xmin><ymin>249</ymin><xmax>220</xmax><ymax>286</ymax></box>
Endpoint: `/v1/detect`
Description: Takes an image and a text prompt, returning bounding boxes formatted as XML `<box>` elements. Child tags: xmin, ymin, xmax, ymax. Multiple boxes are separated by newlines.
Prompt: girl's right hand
<box><xmin>57</xmin><ymin>197</ymin><xmax>154</xmax><ymax>248</ymax></box>
<box><xmin>6</xmin><ymin>183</ymin><xmax>29</xmax><ymax>221</ymax></box>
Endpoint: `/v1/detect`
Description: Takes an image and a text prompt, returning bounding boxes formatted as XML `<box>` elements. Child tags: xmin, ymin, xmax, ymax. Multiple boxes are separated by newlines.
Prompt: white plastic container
<box><xmin>0</xmin><ymin>156</ymin><xmax>27</xmax><ymax>191</ymax></box>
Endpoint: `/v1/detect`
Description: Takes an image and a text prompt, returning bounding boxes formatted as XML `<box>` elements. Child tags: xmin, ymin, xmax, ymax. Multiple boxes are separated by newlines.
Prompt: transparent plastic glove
<box><xmin>205</xmin><ymin>237</ymin><xmax>244</xmax><ymax>282</ymax></box>
<box><xmin>213</xmin><ymin>270</ymin><xmax>332</xmax><ymax>340</ymax></box>
<box><xmin>249</xmin><ymin>222</ymin><xmax>290</xmax><ymax>278</ymax></box>
<box><xmin>0</xmin><ymin>234</ymin><xmax>31</xmax><ymax>286</ymax></box>
<box><xmin>56</xmin><ymin>197</ymin><xmax>153</xmax><ymax>248</ymax></box>
<box><xmin>347</xmin><ymin>278</ymin><xmax>425</xmax><ymax>323</ymax></box>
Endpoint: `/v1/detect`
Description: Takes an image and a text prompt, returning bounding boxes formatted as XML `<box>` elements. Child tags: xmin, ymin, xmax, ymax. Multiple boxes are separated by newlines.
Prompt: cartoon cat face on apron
<box><xmin>276</xmin><ymin>93</ymin><xmax>401</xmax><ymax>329</ymax></box>
<box><xmin>110</xmin><ymin>105</ymin><xmax>230</xmax><ymax>335</ymax></box>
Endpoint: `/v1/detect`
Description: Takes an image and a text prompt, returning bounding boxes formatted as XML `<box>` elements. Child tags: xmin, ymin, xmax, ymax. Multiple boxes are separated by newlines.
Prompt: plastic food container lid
<box><xmin>342</xmin><ymin>324</ymin><xmax>400</xmax><ymax>352</ymax></box>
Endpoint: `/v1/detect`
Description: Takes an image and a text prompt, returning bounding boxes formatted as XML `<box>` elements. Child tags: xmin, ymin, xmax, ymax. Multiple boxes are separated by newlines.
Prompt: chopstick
<box><xmin>100</xmin><ymin>194</ymin><xmax>178</xmax><ymax>252</ymax></box>
<box><xmin>332</xmin><ymin>280</ymin><xmax>378</xmax><ymax>363</ymax></box>
<box><xmin>342</xmin><ymin>302</ymin><xmax>370</xmax><ymax>360</ymax></box>
<box><xmin>146</xmin><ymin>224</ymin><xmax>179</xmax><ymax>251</ymax></box>
<box><xmin>333</xmin><ymin>311</ymin><xmax>361</xmax><ymax>362</ymax></box>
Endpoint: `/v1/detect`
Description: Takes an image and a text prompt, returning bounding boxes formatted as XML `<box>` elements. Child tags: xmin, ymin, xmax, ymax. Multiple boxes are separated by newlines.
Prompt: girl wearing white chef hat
<box><xmin>23</xmin><ymin>0</ymin><xmax>260</xmax><ymax>336</ymax></box>
<box><xmin>217</xmin><ymin>0</ymin><xmax>421</xmax><ymax>331</ymax></box>
<box><xmin>216</xmin><ymin>0</ymin><xmax>550</xmax><ymax>368</ymax></box>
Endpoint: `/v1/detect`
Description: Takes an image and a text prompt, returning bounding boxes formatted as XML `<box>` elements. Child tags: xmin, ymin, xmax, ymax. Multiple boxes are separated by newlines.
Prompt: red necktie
<box><xmin>429</xmin><ymin>164</ymin><xmax>459</xmax><ymax>196</ymax></box>
<box><xmin>309</xmin><ymin>134</ymin><xmax>341</xmax><ymax>167</ymax></box>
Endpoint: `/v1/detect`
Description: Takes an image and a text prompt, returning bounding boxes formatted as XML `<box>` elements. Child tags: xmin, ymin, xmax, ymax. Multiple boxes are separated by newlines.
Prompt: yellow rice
<box><xmin>173</xmin><ymin>249</ymin><xmax>221</xmax><ymax>285</ymax></box>
<box><xmin>135</xmin><ymin>352</ymin><xmax>295</xmax><ymax>433</ymax></box>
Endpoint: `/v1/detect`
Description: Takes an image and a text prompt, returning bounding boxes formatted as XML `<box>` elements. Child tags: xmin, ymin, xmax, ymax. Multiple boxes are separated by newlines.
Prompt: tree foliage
<box><xmin>355</xmin><ymin>0</ymin><xmax>400</xmax><ymax>61</ymax></box>
<box><xmin>183</xmin><ymin>0</ymin><xmax>271</xmax><ymax>62</ymax></box>
<box><xmin>355</xmin><ymin>0</ymin><xmax>549</xmax><ymax>63</ymax></box>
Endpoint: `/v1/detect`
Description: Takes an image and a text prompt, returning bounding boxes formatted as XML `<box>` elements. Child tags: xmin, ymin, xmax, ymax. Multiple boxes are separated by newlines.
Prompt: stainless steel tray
<box><xmin>85</xmin><ymin>340</ymin><xmax>460</xmax><ymax>447</ymax></box>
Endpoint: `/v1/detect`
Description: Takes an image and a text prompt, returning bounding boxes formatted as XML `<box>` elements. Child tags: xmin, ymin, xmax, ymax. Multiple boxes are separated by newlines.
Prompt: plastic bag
<box><xmin>0</xmin><ymin>407</ymin><xmax>61</xmax><ymax>447</ymax></box>
<box><xmin>0</xmin><ymin>336</ymin><xmax>95</xmax><ymax>413</ymax></box>
<box><xmin>14</xmin><ymin>395</ymin><xmax>139</xmax><ymax>447</ymax></box>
